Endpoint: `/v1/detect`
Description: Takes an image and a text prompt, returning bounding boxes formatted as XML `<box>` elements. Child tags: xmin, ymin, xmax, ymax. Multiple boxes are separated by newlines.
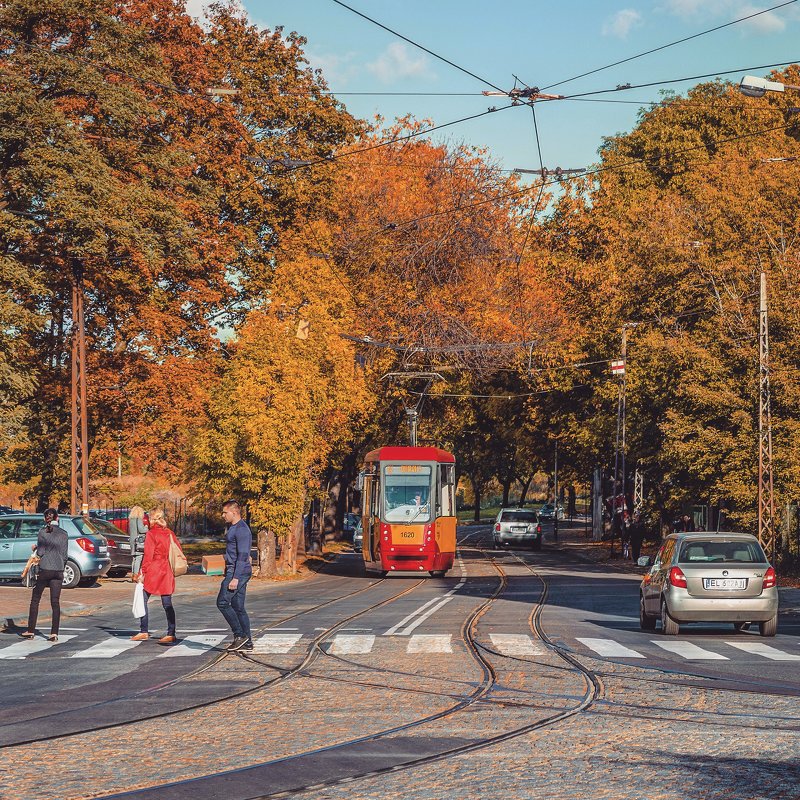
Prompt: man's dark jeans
<box><xmin>216</xmin><ymin>570</ymin><xmax>251</xmax><ymax>640</ymax></box>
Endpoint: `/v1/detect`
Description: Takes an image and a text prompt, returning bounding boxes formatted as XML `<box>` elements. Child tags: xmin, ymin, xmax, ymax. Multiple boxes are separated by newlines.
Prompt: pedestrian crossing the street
<box><xmin>1</xmin><ymin>630</ymin><xmax>799</xmax><ymax>664</ymax></box>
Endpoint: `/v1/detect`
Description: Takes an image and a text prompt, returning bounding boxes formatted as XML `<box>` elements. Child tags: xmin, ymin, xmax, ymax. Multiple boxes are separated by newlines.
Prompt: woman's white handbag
<box><xmin>132</xmin><ymin>581</ymin><xmax>146</xmax><ymax>618</ymax></box>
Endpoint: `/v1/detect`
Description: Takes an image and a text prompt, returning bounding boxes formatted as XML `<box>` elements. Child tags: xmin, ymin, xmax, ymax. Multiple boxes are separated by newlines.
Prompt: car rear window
<box><xmin>88</xmin><ymin>518</ymin><xmax>124</xmax><ymax>538</ymax></box>
<box><xmin>678</xmin><ymin>540</ymin><xmax>765</xmax><ymax>564</ymax></box>
<box><xmin>72</xmin><ymin>516</ymin><xmax>104</xmax><ymax>537</ymax></box>
<box><xmin>500</xmin><ymin>512</ymin><xmax>537</xmax><ymax>523</ymax></box>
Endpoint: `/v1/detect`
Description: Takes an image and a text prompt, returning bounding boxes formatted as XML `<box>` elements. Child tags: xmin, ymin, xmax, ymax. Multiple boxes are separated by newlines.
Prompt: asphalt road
<box><xmin>2</xmin><ymin>523</ymin><xmax>799</xmax><ymax>800</ymax></box>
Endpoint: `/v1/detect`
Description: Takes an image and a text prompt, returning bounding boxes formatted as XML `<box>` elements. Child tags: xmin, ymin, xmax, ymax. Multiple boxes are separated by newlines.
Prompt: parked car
<box><xmin>342</xmin><ymin>512</ymin><xmax>360</xmax><ymax>540</ymax></box>
<box><xmin>494</xmin><ymin>508</ymin><xmax>543</xmax><ymax>550</ymax></box>
<box><xmin>538</xmin><ymin>502</ymin><xmax>565</xmax><ymax>521</ymax></box>
<box><xmin>86</xmin><ymin>517</ymin><xmax>133</xmax><ymax>577</ymax></box>
<box><xmin>352</xmin><ymin>520</ymin><xmax>363</xmax><ymax>553</ymax></box>
<box><xmin>639</xmin><ymin>532</ymin><xmax>779</xmax><ymax>637</ymax></box>
<box><xmin>89</xmin><ymin>508</ymin><xmax>130</xmax><ymax>534</ymax></box>
<box><xmin>0</xmin><ymin>514</ymin><xmax>111</xmax><ymax>588</ymax></box>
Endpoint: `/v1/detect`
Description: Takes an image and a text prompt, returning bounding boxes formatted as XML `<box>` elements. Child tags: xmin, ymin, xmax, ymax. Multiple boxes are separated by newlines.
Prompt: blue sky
<box><xmin>189</xmin><ymin>1</ymin><xmax>800</xmax><ymax>174</ymax></box>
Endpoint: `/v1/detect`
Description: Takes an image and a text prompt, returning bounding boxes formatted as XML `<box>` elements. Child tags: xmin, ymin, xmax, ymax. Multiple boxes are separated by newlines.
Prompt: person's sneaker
<box><xmin>130</xmin><ymin>632</ymin><xmax>149</xmax><ymax>641</ymax></box>
<box><xmin>226</xmin><ymin>636</ymin><xmax>247</xmax><ymax>651</ymax></box>
<box><xmin>240</xmin><ymin>639</ymin><xmax>254</xmax><ymax>651</ymax></box>
<box><xmin>158</xmin><ymin>635</ymin><xmax>177</xmax><ymax>644</ymax></box>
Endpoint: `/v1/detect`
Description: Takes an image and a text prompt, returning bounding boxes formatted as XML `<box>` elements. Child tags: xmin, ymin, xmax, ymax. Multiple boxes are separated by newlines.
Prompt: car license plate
<box><xmin>98</xmin><ymin>546</ymin><xmax>107</xmax><ymax>554</ymax></box>
<box><xmin>120</xmin><ymin>543</ymin><xmax>130</xmax><ymax>550</ymax></box>
<box><xmin>703</xmin><ymin>578</ymin><xmax>746</xmax><ymax>590</ymax></box>
<box><xmin>511</xmin><ymin>526</ymin><xmax>527</xmax><ymax>533</ymax></box>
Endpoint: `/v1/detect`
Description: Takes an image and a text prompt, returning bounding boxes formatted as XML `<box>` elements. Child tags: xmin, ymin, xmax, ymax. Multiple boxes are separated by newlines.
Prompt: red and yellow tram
<box><xmin>359</xmin><ymin>446</ymin><xmax>457</xmax><ymax>577</ymax></box>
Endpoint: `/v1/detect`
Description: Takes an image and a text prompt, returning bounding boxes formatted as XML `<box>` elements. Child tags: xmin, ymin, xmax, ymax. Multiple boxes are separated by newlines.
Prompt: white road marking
<box><xmin>0</xmin><ymin>635</ymin><xmax>77</xmax><ymax>660</ymax></box>
<box><xmin>383</xmin><ymin>595</ymin><xmax>449</xmax><ymax>636</ymax></box>
<box><xmin>407</xmin><ymin>634</ymin><xmax>452</xmax><ymax>653</ymax></box>
<box><xmin>576</xmin><ymin>637</ymin><xmax>645</xmax><ymax>658</ymax></box>
<box><xmin>490</xmin><ymin>633</ymin><xmax>547</xmax><ymax>656</ymax></box>
<box><xmin>157</xmin><ymin>634</ymin><xmax>226</xmax><ymax>657</ymax></box>
<box><xmin>328</xmin><ymin>634</ymin><xmax>375</xmax><ymax>654</ymax></box>
<box><xmin>652</xmin><ymin>640</ymin><xmax>728</xmax><ymax>660</ymax></box>
<box><xmin>71</xmin><ymin>637</ymin><xmax>143</xmax><ymax>659</ymax></box>
<box><xmin>253</xmin><ymin>633</ymin><xmax>303</xmax><ymax>654</ymax></box>
<box><xmin>725</xmin><ymin>641</ymin><xmax>800</xmax><ymax>661</ymax></box>
<box><xmin>394</xmin><ymin>597</ymin><xmax>455</xmax><ymax>636</ymax></box>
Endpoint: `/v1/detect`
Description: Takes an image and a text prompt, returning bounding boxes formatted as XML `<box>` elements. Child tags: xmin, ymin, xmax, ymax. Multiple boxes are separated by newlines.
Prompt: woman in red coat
<box><xmin>131</xmin><ymin>508</ymin><xmax>181</xmax><ymax>644</ymax></box>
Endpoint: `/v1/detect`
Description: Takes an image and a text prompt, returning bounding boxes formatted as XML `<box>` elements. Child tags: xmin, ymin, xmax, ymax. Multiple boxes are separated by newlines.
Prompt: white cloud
<box><xmin>736</xmin><ymin>4</ymin><xmax>786</xmax><ymax>32</ymax></box>
<box><xmin>184</xmin><ymin>0</ymin><xmax>207</xmax><ymax>19</ymax></box>
<box><xmin>602</xmin><ymin>9</ymin><xmax>644</xmax><ymax>38</ymax></box>
<box><xmin>660</xmin><ymin>0</ymin><xmax>792</xmax><ymax>31</ymax></box>
<box><xmin>305</xmin><ymin>50</ymin><xmax>360</xmax><ymax>88</ymax></box>
<box><xmin>366</xmin><ymin>43</ymin><xmax>432</xmax><ymax>84</ymax></box>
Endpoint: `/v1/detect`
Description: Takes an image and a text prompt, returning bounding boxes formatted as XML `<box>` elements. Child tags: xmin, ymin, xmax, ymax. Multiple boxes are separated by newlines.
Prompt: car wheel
<box><xmin>62</xmin><ymin>561</ymin><xmax>82</xmax><ymax>589</ymax></box>
<box><xmin>493</xmin><ymin>539</ymin><xmax>501</xmax><ymax>548</ymax></box>
<box><xmin>107</xmin><ymin>569</ymin><xmax>127</xmax><ymax>579</ymax></box>
<box><xmin>758</xmin><ymin>615</ymin><xmax>778</xmax><ymax>637</ymax></box>
<box><xmin>639</xmin><ymin>594</ymin><xmax>657</xmax><ymax>631</ymax></box>
<box><xmin>660</xmin><ymin>600</ymin><xmax>679</xmax><ymax>635</ymax></box>
<box><xmin>78</xmin><ymin>576</ymin><xmax>99</xmax><ymax>587</ymax></box>
<box><xmin>733</xmin><ymin>622</ymin><xmax>750</xmax><ymax>633</ymax></box>
<box><xmin>429</xmin><ymin>570</ymin><xmax>446</xmax><ymax>577</ymax></box>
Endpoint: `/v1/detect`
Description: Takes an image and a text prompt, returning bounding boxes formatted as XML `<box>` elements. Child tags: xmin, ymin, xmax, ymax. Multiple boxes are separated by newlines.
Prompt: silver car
<box><xmin>639</xmin><ymin>532</ymin><xmax>779</xmax><ymax>637</ymax></box>
<box><xmin>0</xmin><ymin>514</ymin><xmax>111</xmax><ymax>588</ymax></box>
<box><xmin>494</xmin><ymin>508</ymin><xmax>543</xmax><ymax>550</ymax></box>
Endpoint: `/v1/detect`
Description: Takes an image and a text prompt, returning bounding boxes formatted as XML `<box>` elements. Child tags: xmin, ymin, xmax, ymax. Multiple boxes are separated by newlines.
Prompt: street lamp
<box><xmin>738</xmin><ymin>75</ymin><xmax>800</xmax><ymax>98</ymax></box>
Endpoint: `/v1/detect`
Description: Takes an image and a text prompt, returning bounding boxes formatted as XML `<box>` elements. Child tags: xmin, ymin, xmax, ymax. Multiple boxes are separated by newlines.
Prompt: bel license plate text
<box><xmin>703</xmin><ymin>578</ymin><xmax>746</xmax><ymax>590</ymax></box>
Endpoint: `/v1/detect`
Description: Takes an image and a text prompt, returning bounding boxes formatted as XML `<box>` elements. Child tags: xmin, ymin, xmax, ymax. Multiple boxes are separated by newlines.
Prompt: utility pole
<box><xmin>553</xmin><ymin>439</ymin><xmax>559</xmax><ymax>542</ymax></box>
<box><xmin>758</xmin><ymin>270</ymin><xmax>776</xmax><ymax>561</ymax></box>
<box><xmin>70</xmin><ymin>266</ymin><xmax>89</xmax><ymax>515</ymax></box>
<box><xmin>406</xmin><ymin>408</ymin><xmax>419</xmax><ymax>447</ymax></box>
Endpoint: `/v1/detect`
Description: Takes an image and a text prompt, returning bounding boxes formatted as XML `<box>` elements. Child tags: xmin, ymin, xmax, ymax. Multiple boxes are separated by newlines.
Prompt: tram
<box><xmin>359</xmin><ymin>446</ymin><xmax>457</xmax><ymax>577</ymax></box>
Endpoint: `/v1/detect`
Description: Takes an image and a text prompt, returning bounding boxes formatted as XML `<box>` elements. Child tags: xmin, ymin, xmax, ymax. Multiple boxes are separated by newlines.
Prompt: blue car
<box><xmin>0</xmin><ymin>514</ymin><xmax>111</xmax><ymax>588</ymax></box>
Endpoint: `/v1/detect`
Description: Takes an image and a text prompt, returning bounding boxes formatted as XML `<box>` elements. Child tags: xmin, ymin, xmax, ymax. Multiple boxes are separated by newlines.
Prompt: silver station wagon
<box><xmin>639</xmin><ymin>532</ymin><xmax>779</xmax><ymax>637</ymax></box>
<box><xmin>494</xmin><ymin>508</ymin><xmax>543</xmax><ymax>550</ymax></box>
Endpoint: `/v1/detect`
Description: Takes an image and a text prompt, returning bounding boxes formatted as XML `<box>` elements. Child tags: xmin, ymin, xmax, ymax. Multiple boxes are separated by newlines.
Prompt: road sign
<box><xmin>611</xmin><ymin>359</ymin><xmax>625</xmax><ymax>376</ymax></box>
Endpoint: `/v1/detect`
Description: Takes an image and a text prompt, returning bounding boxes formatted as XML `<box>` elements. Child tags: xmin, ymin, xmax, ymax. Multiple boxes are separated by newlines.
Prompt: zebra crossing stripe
<box><xmin>652</xmin><ymin>640</ymin><xmax>728</xmax><ymax>660</ymax></box>
<box><xmin>253</xmin><ymin>633</ymin><xmax>303</xmax><ymax>654</ymax></box>
<box><xmin>157</xmin><ymin>634</ymin><xmax>226</xmax><ymax>658</ymax></box>
<box><xmin>724</xmin><ymin>641</ymin><xmax>800</xmax><ymax>661</ymax></box>
<box><xmin>490</xmin><ymin>633</ymin><xmax>547</xmax><ymax>656</ymax></box>
<box><xmin>407</xmin><ymin>634</ymin><xmax>452</xmax><ymax>653</ymax></box>
<box><xmin>0</xmin><ymin>635</ymin><xmax>77</xmax><ymax>660</ymax></box>
<box><xmin>71</xmin><ymin>637</ymin><xmax>143</xmax><ymax>659</ymax></box>
<box><xmin>328</xmin><ymin>634</ymin><xmax>375</xmax><ymax>654</ymax></box>
<box><xmin>576</xmin><ymin>638</ymin><xmax>645</xmax><ymax>658</ymax></box>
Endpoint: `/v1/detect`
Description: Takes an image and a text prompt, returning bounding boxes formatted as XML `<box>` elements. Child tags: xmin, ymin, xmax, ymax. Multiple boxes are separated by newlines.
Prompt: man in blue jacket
<box><xmin>217</xmin><ymin>500</ymin><xmax>253</xmax><ymax>650</ymax></box>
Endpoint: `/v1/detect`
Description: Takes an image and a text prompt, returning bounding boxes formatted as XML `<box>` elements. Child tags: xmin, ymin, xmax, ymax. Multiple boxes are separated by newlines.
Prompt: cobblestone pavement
<box><xmin>3</xmin><ymin>531</ymin><xmax>799</xmax><ymax>800</ymax></box>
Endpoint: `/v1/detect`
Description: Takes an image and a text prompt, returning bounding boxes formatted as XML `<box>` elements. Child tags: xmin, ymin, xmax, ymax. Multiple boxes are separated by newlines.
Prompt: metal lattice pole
<box><xmin>71</xmin><ymin>268</ymin><xmax>89</xmax><ymax>515</ymax></box>
<box><xmin>758</xmin><ymin>271</ymin><xmax>776</xmax><ymax>562</ymax></box>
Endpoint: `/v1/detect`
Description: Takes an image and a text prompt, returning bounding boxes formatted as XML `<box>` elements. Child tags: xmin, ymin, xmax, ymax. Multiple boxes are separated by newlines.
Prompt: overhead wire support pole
<box><xmin>758</xmin><ymin>270</ymin><xmax>776</xmax><ymax>562</ymax></box>
<box><xmin>71</xmin><ymin>264</ymin><xmax>89</xmax><ymax>515</ymax></box>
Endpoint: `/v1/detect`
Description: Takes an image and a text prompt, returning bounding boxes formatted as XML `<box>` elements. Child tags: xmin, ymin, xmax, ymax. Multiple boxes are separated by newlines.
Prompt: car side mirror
<box><xmin>637</xmin><ymin>556</ymin><xmax>652</xmax><ymax>567</ymax></box>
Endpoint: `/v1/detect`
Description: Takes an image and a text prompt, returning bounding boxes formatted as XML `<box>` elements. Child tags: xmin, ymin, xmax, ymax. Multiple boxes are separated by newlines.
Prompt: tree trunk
<box><xmin>258</xmin><ymin>528</ymin><xmax>277</xmax><ymax>579</ymax></box>
<box><xmin>518</xmin><ymin>474</ymin><xmax>533</xmax><ymax>507</ymax></box>
<box><xmin>567</xmin><ymin>484</ymin><xmax>577</xmax><ymax>516</ymax></box>
<box><xmin>473</xmin><ymin>479</ymin><xmax>481</xmax><ymax>522</ymax></box>
<box><xmin>501</xmin><ymin>477</ymin><xmax>511</xmax><ymax>508</ymax></box>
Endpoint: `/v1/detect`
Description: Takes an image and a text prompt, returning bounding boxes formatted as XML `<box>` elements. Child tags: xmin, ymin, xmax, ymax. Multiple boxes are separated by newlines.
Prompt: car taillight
<box><xmin>76</xmin><ymin>537</ymin><xmax>96</xmax><ymax>553</ymax></box>
<box><xmin>763</xmin><ymin>566</ymin><xmax>776</xmax><ymax>589</ymax></box>
<box><xmin>536</xmin><ymin>524</ymin><xmax>542</xmax><ymax>534</ymax></box>
<box><xmin>669</xmin><ymin>566</ymin><xmax>687</xmax><ymax>588</ymax></box>
<box><xmin>107</xmin><ymin>539</ymin><xmax>117</xmax><ymax>548</ymax></box>
<box><xmin>495</xmin><ymin>524</ymin><xmax>501</xmax><ymax>532</ymax></box>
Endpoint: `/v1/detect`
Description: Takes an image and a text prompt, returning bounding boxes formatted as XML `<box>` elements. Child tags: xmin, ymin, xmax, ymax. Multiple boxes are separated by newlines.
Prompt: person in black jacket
<box><xmin>21</xmin><ymin>508</ymin><xmax>69</xmax><ymax>642</ymax></box>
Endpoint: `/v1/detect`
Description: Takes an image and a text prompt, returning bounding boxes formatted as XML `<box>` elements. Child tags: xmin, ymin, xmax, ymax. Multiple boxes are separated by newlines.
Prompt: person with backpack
<box><xmin>131</xmin><ymin>508</ymin><xmax>182</xmax><ymax>644</ymax></box>
<box><xmin>21</xmin><ymin>508</ymin><xmax>68</xmax><ymax>642</ymax></box>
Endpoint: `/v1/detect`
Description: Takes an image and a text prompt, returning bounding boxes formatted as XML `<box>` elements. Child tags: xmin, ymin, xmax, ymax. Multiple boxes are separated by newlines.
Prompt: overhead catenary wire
<box><xmin>541</xmin><ymin>0</ymin><xmax>799</xmax><ymax>92</ymax></box>
<box><xmin>328</xmin><ymin>0</ymin><xmax>506</xmax><ymax>93</ymax></box>
<box><xmin>379</xmin><ymin>118</ymin><xmax>800</xmax><ymax>231</ymax></box>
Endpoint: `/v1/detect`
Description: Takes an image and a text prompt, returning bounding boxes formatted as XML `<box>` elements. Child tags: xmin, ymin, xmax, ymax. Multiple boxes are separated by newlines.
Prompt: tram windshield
<box><xmin>383</xmin><ymin>465</ymin><xmax>432</xmax><ymax>523</ymax></box>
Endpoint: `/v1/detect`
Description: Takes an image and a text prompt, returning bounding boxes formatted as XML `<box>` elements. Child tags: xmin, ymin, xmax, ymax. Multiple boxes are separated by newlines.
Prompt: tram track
<box><xmin>0</xmin><ymin>573</ymin><xmax>422</xmax><ymax>748</ymax></box>
<box><xmin>97</xmin><ymin>535</ymin><xmax>605</xmax><ymax>800</ymax></box>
